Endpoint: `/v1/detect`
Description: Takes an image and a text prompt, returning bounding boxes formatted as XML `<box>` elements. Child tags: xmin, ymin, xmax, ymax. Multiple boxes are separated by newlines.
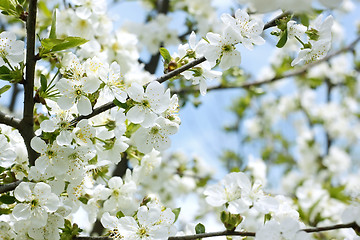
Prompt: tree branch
<box><xmin>72</xmin><ymin>222</ymin><xmax>359</xmax><ymax>240</ymax></box>
<box><xmin>177</xmin><ymin>34</ymin><xmax>360</xmax><ymax>94</ymax></box>
<box><xmin>0</xmin><ymin>180</ymin><xmax>22</xmax><ymax>194</ymax></box>
<box><xmin>68</xmin><ymin>11</ymin><xmax>318</xmax><ymax>125</ymax></box>
<box><xmin>263</xmin><ymin>11</ymin><xmax>292</xmax><ymax>30</ymax></box>
<box><xmin>19</xmin><ymin>0</ymin><xmax>38</xmax><ymax>166</ymax></box>
<box><xmin>0</xmin><ymin>111</ymin><xmax>21</xmax><ymax>129</ymax></box>
<box><xmin>69</xmin><ymin>102</ymin><xmax>115</xmax><ymax>127</ymax></box>
<box><xmin>303</xmin><ymin>222</ymin><xmax>358</xmax><ymax>233</ymax></box>
<box><xmin>168</xmin><ymin>230</ymin><xmax>256</xmax><ymax>240</ymax></box>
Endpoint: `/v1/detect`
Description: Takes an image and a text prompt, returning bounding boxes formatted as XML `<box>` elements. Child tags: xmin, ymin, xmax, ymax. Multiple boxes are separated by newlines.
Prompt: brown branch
<box><xmin>303</xmin><ymin>222</ymin><xmax>358</xmax><ymax>233</ymax></box>
<box><xmin>0</xmin><ymin>111</ymin><xmax>21</xmax><ymax>129</ymax></box>
<box><xmin>69</xmin><ymin>102</ymin><xmax>115</xmax><ymax>127</ymax></box>
<box><xmin>177</xmin><ymin>34</ymin><xmax>360</xmax><ymax>94</ymax></box>
<box><xmin>71</xmin><ymin>222</ymin><xmax>358</xmax><ymax>240</ymax></box>
<box><xmin>0</xmin><ymin>180</ymin><xmax>22</xmax><ymax>194</ymax></box>
<box><xmin>19</xmin><ymin>0</ymin><xmax>39</xmax><ymax>166</ymax></box>
<box><xmin>68</xmin><ymin>12</ymin><xmax>316</xmax><ymax>125</ymax></box>
<box><xmin>169</xmin><ymin>230</ymin><xmax>256</xmax><ymax>240</ymax></box>
<box><xmin>263</xmin><ymin>11</ymin><xmax>292</xmax><ymax>30</ymax></box>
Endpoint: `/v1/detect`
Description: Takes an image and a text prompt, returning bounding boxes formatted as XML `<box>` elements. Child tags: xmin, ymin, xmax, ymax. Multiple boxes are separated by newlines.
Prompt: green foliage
<box><xmin>0</xmin><ymin>0</ymin><xmax>24</xmax><ymax>19</ymax></box>
<box><xmin>276</xmin><ymin>29</ymin><xmax>288</xmax><ymax>48</ymax></box>
<box><xmin>49</xmin><ymin>10</ymin><xmax>57</xmax><ymax>39</ymax></box>
<box><xmin>0</xmin><ymin>65</ymin><xmax>23</xmax><ymax>83</ymax></box>
<box><xmin>220</xmin><ymin>211</ymin><xmax>243</xmax><ymax>231</ymax></box>
<box><xmin>0</xmin><ymin>194</ymin><xmax>16</xmax><ymax>204</ymax></box>
<box><xmin>40</xmin><ymin>37</ymin><xmax>88</xmax><ymax>57</ymax></box>
<box><xmin>60</xmin><ymin>219</ymin><xmax>83</xmax><ymax>240</ymax></box>
<box><xmin>116</xmin><ymin>210</ymin><xmax>125</xmax><ymax>218</ymax></box>
<box><xmin>160</xmin><ymin>47</ymin><xmax>171</xmax><ymax>64</ymax></box>
<box><xmin>195</xmin><ymin>222</ymin><xmax>206</xmax><ymax>234</ymax></box>
<box><xmin>172</xmin><ymin>207</ymin><xmax>181</xmax><ymax>223</ymax></box>
<box><xmin>0</xmin><ymin>85</ymin><xmax>11</xmax><ymax>97</ymax></box>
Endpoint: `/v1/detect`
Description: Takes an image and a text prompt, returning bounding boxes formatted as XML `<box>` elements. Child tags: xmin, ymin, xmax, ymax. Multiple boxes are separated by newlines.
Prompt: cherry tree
<box><xmin>0</xmin><ymin>0</ymin><xmax>359</xmax><ymax>239</ymax></box>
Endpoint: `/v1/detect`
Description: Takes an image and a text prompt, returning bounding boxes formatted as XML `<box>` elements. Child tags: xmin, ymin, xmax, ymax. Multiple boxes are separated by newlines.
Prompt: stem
<box><xmin>71</xmin><ymin>222</ymin><xmax>359</xmax><ymax>240</ymax></box>
<box><xmin>177</xmin><ymin>34</ymin><xmax>360</xmax><ymax>94</ymax></box>
<box><xmin>0</xmin><ymin>111</ymin><xmax>21</xmax><ymax>129</ymax></box>
<box><xmin>0</xmin><ymin>180</ymin><xmax>22</xmax><ymax>194</ymax></box>
<box><xmin>19</xmin><ymin>0</ymin><xmax>39</xmax><ymax>166</ymax></box>
<box><xmin>169</xmin><ymin>231</ymin><xmax>256</xmax><ymax>240</ymax></box>
<box><xmin>68</xmin><ymin>12</ymin><xmax>334</xmax><ymax>125</ymax></box>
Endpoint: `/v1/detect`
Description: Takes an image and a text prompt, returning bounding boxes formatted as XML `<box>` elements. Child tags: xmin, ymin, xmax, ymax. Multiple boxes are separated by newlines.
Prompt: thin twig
<box><xmin>303</xmin><ymin>222</ymin><xmax>358</xmax><ymax>233</ymax></box>
<box><xmin>168</xmin><ymin>230</ymin><xmax>256</xmax><ymax>240</ymax></box>
<box><xmin>71</xmin><ymin>222</ymin><xmax>358</xmax><ymax>240</ymax></box>
<box><xmin>67</xmin><ymin>12</ymin><xmax>330</xmax><ymax>125</ymax></box>
<box><xmin>263</xmin><ymin>11</ymin><xmax>292</xmax><ymax>30</ymax></box>
<box><xmin>0</xmin><ymin>180</ymin><xmax>22</xmax><ymax>194</ymax></box>
<box><xmin>0</xmin><ymin>111</ymin><xmax>21</xmax><ymax>129</ymax></box>
<box><xmin>177</xmin><ymin>35</ymin><xmax>360</xmax><ymax>94</ymax></box>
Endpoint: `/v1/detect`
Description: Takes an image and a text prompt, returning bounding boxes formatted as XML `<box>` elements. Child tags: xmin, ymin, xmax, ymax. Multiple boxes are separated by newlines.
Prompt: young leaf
<box><xmin>276</xmin><ymin>29</ymin><xmax>288</xmax><ymax>48</ymax></box>
<box><xmin>195</xmin><ymin>223</ymin><xmax>205</xmax><ymax>234</ymax></box>
<box><xmin>51</xmin><ymin>37</ymin><xmax>88</xmax><ymax>52</ymax></box>
<box><xmin>159</xmin><ymin>47</ymin><xmax>171</xmax><ymax>64</ymax></box>
<box><xmin>0</xmin><ymin>85</ymin><xmax>11</xmax><ymax>96</ymax></box>
<box><xmin>0</xmin><ymin>194</ymin><xmax>16</xmax><ymax>204</ymax></box>
<box><xmin>40</xmin><ymin>74</ymin><xmax>47</xmax><ymax>92</ymax></box>
<box><xmin>172</xmin><ymin>207</ymin><xmax>181</xmax><ymax>223</ymax></box>
<box><xmin>49</xmin><ymin>10</ymin><xmax>57</xmax><ymax>39</ymax></box>
<box><xmin>116</xmin><ymin>211</ymin><xmax>125</xmax><ymax>218</ymax></box>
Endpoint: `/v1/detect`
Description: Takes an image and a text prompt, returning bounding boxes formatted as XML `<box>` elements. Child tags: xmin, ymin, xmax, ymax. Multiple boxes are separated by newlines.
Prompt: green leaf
<box><xmin>172</xmin><ymin>208</ymin><xmax>181</xmax><ymax>223</ymax></box>
<box><xmin>41</xmin><ymin>38</ymin><xmax>65</xmax><ymax>50</ymax></box>
<box><xmin>113</xmin><ymin>98</ymin><xmax>128</xmax><ymax>109</ymax></box>
<box><xmin>276</xmin><ymin>29</ymin><xmax>288</xmax><ymax>48</ymax></box>
<box><xmin>159</xmin><ymin>47</ymin><xmax>171</xmax><ymax>64</ymax></box>
<box><xmin>116</xmin><ymin>210</ymin><xmax>125</xmax><ymax>218</ymax></box>
<box><xmin>0</xmin><ymin>85</ymin><xmax>11</xmax><ymax>96</ymax></box>
<box><xmin>49</xmin><ymin>10</ymin><xmax>57</xmax><ymax>39</ymax></box>
<box><xmin>40</xmin><ymin>74</ymin><xmax>47</xmax><ymax>92</ymax></box>
<box><xmin>195</xmin><ymin>223</ymin><xmax>205</xmax><ymax>234</ymax></box>
<box><xmin>0</xmin><ymin>66</ymin><xmax>10</xmax><ymax>75</ymax></box>
<box><xmin>0</xmin><ymin>195</ymin><xmax>16</xmax><ymax>204</ymax></box>
<box><xmin>41</xmin><ymin>37</ymin><xmax>88</xmax><ymax>55</ymax></box>
<box><xmin>52</xmin><ymin>37</ymin><xmax>88</xmax><ymax>52</ymax></box>
<box><xmin>0</xmin><ymin>0</ymin><xmax>16</xmax><ymax>13</ymax></box>
<box><xmin>0</xmin><ymin>208</ymin><xmax>11</xmax><ymax>215</ymax></box>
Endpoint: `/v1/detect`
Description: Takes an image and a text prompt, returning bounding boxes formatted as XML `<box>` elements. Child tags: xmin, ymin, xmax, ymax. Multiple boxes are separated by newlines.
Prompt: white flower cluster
<box><xmin>290</xmin><ymin>15</ymin><xmax>333</xmax><ymax>66</ymax></box>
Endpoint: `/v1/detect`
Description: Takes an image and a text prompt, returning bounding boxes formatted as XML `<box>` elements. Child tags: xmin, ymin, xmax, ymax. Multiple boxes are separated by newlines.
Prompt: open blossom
<box><xmin>30</xmin><ymin>136</ymin><xmax>67</xmax><ymax>174</ymax></box>
<box><xmin>56</xmin><ymin>75</ymin><xmax>100</xmax><ymax>115</ymax></box>
<box><xmin>103</xmin><ymin>176</ymin><xmax>137</xmax><ymax>214</ymax></box>
<box><xmin>0</xmin><ymin>31</ymin><xmax>24</xmax><ymax>67</ymax></box>
<box><xmin>292</xmin><ymin>15</ymin><xmax>333</xmax><ymax>66</ymax></box>
<box><xmin>221</xmin><ymin>9</ymin><xmax>265</xmax><ymax>50</ymax></box>
<box><xmin>0</xmin><ymin>133</ymin><xmax>16</xmax><ymax>168</ymax></box>
<box><xmin>99</xmin><ymin>62</ymin><xmax>128</xmax><ymax>103</ymax></box>
<box><xmin>101</xmin><ymin>204</ymin><xmax>176</xmax><ymax>240</ymax></box>
<box><xmin>12</xmin><ymin>182</ymin><xmax>60</xmax><ymax>228</ymax></box>
<box><xmin>182</xmin><ymin>61</ymin><xmax>222</xmax><ymax>95</ymax></box>
<box><xmin>256</xmin><ymin>217</ymin><xmax>312</xmax><ymax>240</ymax></box>
<box><xmin>204</xmin><ymin>172</ymin><xmax>277</xmax><ymax>214</ymax></box>
<box><xmin>132</xmin><ymin>117</ymin><xmax>179</xmax><ymax>154</ymax></box>
<box><xmin>126</xmin><ymin>81</ymin><xmax>171</xmax><ymax>127</ymax></box>
<box><xmin>198</xmin><ymin>26</ymin><xmax>242</xmax><ymax>70</ymax></box>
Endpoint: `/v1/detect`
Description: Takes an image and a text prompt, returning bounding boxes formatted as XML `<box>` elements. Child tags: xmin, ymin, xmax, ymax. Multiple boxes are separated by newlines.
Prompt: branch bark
<box><xmin>72</xmin><ymin>222</ymin><xmax>359</xmax><ymax>240</ymax></box>
<box><xmin>19</xmin><ymin>0</ymin><xmax>38</xmax><ymax>166</ymax></box>
<box><xmin>0</xmin><ymin>180</ymin><xmax>22</xmax><ymax>194</ymax></box>
<box><xmin>176</xmin><ymin>34</ymin><xmax>360</xmax><ymax>94</ymax></box>
<box><xmin>0</xmin><ymin>111</ymin><xmax>21</xmax><ymax>129</ymax></box>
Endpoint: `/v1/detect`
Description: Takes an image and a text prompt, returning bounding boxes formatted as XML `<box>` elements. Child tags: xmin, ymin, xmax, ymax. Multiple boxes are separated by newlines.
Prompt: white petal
<box><xmin>77</xmin><ymin>96</ymin><xmax>92</xmax><ymax>115</ymax></box>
